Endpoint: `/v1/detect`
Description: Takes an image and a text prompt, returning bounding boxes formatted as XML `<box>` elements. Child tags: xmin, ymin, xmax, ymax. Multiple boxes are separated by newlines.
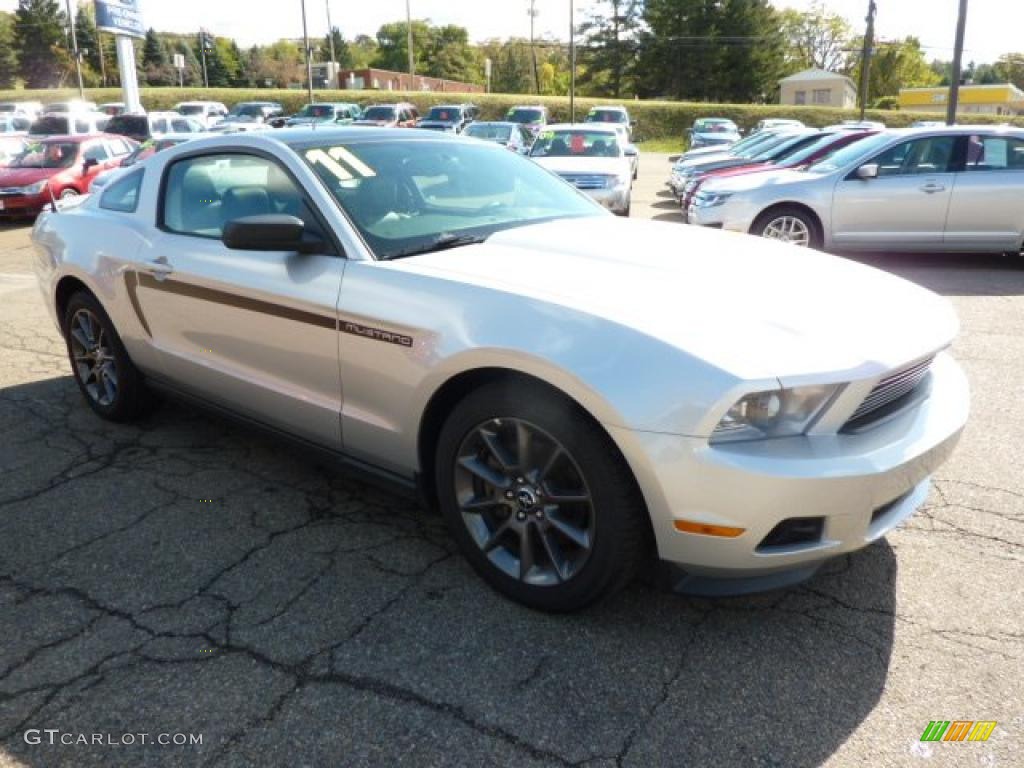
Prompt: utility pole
<box><xmin>65</xmin><ymin>0</ymin><xmax>84</xmax><ymax>100</ymax></box>
<box><xmin>199</xmin><ymin>29</ymin><xmax>209</xmax><ymax>88</ymax></box>
<box><xmin>326</xmin><ymin>0</ymin><xmax>336</xmax><ymax>64</ymax></box>
<box><xmin>569</xmin><ymin>0</ymin><xmax>576</xmax><ymax>122</ymax></box>
<box><xmin>406</xmin><ymin>0</ymin><xmax>415</xmax><ymax>78</ymax></box>
<box><xmin>857</xmin><ymin>0</ymin><xmax>877</xmax><ymax>121</ymax></box>
<box><xmin>529</xmin><ymin>1</ymin><xmax>540</xmax><ymax>95</ymax></box>
<box><xmin>301</xmin><ymin>0</ymin><xmax>314</xmax><ymax>101</ymax></box>
<box><xmin>947</xmin><ymin>0</ymin><xmax>969</xmax><ymax>125</ymax></box>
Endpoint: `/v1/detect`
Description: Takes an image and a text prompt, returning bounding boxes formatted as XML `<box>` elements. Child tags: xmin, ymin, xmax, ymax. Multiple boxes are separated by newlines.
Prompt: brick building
<box><xmin>337</xmin><ymin>68</ymin><xmax>484</xmax><ymax>94</ymax></box>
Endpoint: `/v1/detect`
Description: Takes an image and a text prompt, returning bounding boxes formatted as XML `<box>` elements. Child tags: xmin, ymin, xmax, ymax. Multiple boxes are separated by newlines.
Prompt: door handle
<box><xmin>141</xmin><ymin>257</ymin><xmax>174</xmax><ymax>280</ymax></box>
<box><xmin>920</xmin><ymin>183</ymin><xmax>946</xmax><ymax>194</ymax></box>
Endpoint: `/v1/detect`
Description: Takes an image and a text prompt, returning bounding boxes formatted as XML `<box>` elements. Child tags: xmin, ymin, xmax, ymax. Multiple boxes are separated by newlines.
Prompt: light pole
<box><xmin>529</xmin><ymin>1</ymin><xmax>540</xmax><ymax>95</ymax></box>
<box><xmin>301</xmin><ymin>0</ymin><xmax>314</xmax><ymax>102</ymax></box>
<box><xmin>569</xmin><ymin>0</ymin><xmax>576</xmax><ymax>122</ymax></box>
<box><xmin>406</xmin><ymin>0</ymin><xmax>415</xmax><ymax>78</ymax></box>
<box><xmin>947</xmin><ymin>0</ymin><xmax>969</xmax><ymax>125</ymax></box>
<box><xmin>65</xmin><ymin>0</ymin><xmax>84</xmax><ymax>100</ymax></box>
<box><xmin>326</xmin><ymin>0</ymin><xmax>336</xmax><ymax>65</ymax></box>
<box><xmin>857</xmin><ymin>0</ymin><xmax>877</xmax><ymax>121</ymax></box>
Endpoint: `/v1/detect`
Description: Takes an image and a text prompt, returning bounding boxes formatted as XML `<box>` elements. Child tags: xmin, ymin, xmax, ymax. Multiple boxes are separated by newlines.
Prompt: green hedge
<box><xmin>3</xmin><ymin>86</ymin><xmax>1021</xmax><ymax>141</ymax></box>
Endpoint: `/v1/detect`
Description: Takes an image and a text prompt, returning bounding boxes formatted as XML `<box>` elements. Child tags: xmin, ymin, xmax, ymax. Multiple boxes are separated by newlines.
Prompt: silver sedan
<box><xmin>689</xmin><ymin>126</ymin><xmax>1024</xmax><ymax>253</ymax></box>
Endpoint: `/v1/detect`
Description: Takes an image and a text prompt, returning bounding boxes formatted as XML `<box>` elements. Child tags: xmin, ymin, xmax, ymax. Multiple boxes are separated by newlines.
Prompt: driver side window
<box><xmin>162</xmin><ymin>153</ymin><xmax>323</xmax><ymax>240</ymax></box>
<box><xmin>870</xmin><ymin>137</ymin><xmax>956</xmax><ymax>177</ymax></box>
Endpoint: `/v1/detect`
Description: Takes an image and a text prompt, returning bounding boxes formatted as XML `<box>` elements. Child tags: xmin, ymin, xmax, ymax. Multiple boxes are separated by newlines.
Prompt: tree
<box><xmin>244</xmin><ymin>40</ymin><xmax>304</xmax><ymax>88</ymax></box>
<box><xmin>14</xmin><ymin>0</ymin><xmax>67</xmax><ymax>88</ymax></box>
<box><xmin>424</xmin><ymin>24</ymin><xmax>483</xmax><ymax>83</ymax></box>
<box><xmin>0</xmin><ymin>11</ymin><xmax>18</xmax><ymax>88</ymax></box>
<box><xmin>142</xmin><ymin>27</ymin><xmax>176</xmax><ymax>85</ymax></box>
<box><xmin>995</xmin><ymin>53</ymin><xmax>1024</xmax><ymax>89</ymax></box>
<box><xmin>74</xmin><ymin>7</ymin><xmax>106</xmax><ymax>86</ymax></box>
<box><xmin>479</xmin><ymin>38</ymin><xmax>534</xmax><ymax>94</ymax></box>
<box><xmin>779</xmin><ymin>1</ymin><xmax>852</xmax><ymax>73</ymax></box>
<box><xmin>349</xmin><ymin>34</ymin><xmax>378</xmax><ymax>69</ymax></box>
<box><xmin>850</xmin><ymin>36</ymin><xmax>939</xmax><ymax>102</ymax></box>
<box><xmin>318</xmin><ymin>26</ymin><xmax>352</xmax><ymax>68</ymax></box>
<box><xmin>373</xmin><ymin>19</ymin><xmax>434</xmax><ymax>73</ymax></box>
<box><xmin>577</xmin><ymin>0</ymin><xmax>642</xmax><ymax>98</ymax></box>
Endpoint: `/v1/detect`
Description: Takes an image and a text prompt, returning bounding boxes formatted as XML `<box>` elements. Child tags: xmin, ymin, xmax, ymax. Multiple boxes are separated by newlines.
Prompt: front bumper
<box><xmin>583</xmin><ymin>186</ymin><xmax>630</xmax><ymax>214</ymax></box>
<box><xmin>0</xmin><ymin>192</ymin><xmax>47</xmax><ymax>218</ymax></box>
<box><xmin>609</xmin><ymin>352</ymin><xmax>968</xmax><ymax>589</ymax></box>
<box><xmin>687</xmin><ymin>198</ymin><xmax>757</xmax><ymax>233</ymax></box>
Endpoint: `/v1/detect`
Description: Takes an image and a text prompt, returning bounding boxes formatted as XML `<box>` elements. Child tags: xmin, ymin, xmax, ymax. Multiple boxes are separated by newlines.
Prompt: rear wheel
<box><xmin>59</xmin><ymin>188</ymin><xmax>79</xmax><ymax>200</ymax></box>
<box><xmin>435</xmin><ymin>379</ymin><xmax>648</xmax><ymax>612</ymax></box>
<box><xmin>63</xmin><ymin>291</ymin><xmax>152</xmax><ymax>422</ymax></box>
<box><xmin>752</xmin><ymin>206</ymin><xmax>822</xmax><ymax>249</ymax></box>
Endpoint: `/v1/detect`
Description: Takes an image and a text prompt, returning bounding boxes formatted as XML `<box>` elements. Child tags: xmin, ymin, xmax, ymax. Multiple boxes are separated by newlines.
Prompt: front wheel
<box><xmin>752</xmin><ymin>206</ymin><xmax>821</xmax><ymax>249</ymax></box>
<box><xmin>435</xmin><ymin>380</ymin><xmax>648</xmax><ymax>612</ymax></box>
<box><xmin>59</xmin><ymin>188</ymin><xmax>79</xmax><ymax>200</ymax></box>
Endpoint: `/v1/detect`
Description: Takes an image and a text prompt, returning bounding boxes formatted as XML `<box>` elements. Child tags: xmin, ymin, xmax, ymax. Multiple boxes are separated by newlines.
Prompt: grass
<box><xmin>636</xmin><ymin>137</ymin><xmax>687</xmax><ymax>154</ymax></box>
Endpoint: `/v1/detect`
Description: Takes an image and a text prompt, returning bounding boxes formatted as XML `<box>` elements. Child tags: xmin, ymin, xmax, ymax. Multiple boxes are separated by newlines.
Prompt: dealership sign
<box><xmin>95</xmin><ymin>0</ymin><xmax>145</xmax><ymax>39</ymax></box>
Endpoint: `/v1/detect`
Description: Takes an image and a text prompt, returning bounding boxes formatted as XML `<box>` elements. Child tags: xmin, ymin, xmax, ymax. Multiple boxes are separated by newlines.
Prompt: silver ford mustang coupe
<box><xmin>31</xmin><ymin>129</ymin><xmax>969</xmax><ymax>611</ymax></box>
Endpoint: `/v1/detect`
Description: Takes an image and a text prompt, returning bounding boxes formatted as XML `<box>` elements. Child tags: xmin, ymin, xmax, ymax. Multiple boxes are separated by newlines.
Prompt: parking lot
<box><xmin>0</xmin><ymin>152</ymin><xmax>1021</xmax><ymax>767</ymax></box>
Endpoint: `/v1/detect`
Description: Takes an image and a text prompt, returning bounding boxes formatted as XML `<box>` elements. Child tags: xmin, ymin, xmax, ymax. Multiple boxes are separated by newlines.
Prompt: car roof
<box><xmin>544</xmin><ymin>123</ymin><xmax>621</xmax><ymax>133</ymax></box>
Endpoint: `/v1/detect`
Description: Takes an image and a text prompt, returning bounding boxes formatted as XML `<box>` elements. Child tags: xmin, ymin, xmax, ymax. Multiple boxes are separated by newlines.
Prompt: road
<box><xmin>0</xmin><ymin>154</ymin><xmax>1021</xmax><ymax>767</ymax></box>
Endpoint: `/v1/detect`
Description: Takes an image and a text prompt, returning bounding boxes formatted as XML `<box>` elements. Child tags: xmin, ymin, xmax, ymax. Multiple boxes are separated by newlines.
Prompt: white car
<box><xmin>528</xmin><ymin>124</ymin><xmax>634</xmax><ymax>215</ymax></box>
<box><xmin>0</xmin><ymin>101</ymin><xmax>43</xmax><ymax>121</ymax></box>
<box><xmin>28</xmin><ymin>112</ymin><xmax>109</xmax><ymax>137</ymax></box>
<box><xmin>174</xmin><ymin>101</ymin><xmax>229</xmax><ymax>129</ymax></box>
<box><xmin>31</xmin><ymin>128</ymin><xmax>968</xmax><ymax>611</ymax></box>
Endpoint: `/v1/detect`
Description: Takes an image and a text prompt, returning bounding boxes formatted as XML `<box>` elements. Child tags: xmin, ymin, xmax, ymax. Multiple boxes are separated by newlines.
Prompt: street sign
<box><xmin>95</xmin><ymin>0</ymin><xmax>145</xmax><ymax>39</ymax></box>
<box><xmin>173</xmin><ymin>53</ymin><xmax>185</xmax><ymax>69</ymax></box>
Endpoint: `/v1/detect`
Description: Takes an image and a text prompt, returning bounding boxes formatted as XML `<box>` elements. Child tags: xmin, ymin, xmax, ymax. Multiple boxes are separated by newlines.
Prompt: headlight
<box><xmin>613</xmin><ymin>172</ymin><xmax>631</xmax><ymax>188</ymax></box>
<box><xmin>20</xmin><ymin>180</ymin><xmax>48</xmax><ymax>195</ymax></box>
<box><xmin>711</xmin><ymin>385</ymin><xmax>840</xmax><ymax>443</ymax></box>
<box><xmin>694</xmin><ymin>191</ymin><xmax>733</xmax><ymax>208</ymax></box>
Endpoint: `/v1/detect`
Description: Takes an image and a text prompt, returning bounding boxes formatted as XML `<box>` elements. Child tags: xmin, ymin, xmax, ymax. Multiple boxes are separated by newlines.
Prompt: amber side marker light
<box><xmin>673</xmin><ymin>520</ymin><xmax>746</xmax><ymax>538</ymax></box>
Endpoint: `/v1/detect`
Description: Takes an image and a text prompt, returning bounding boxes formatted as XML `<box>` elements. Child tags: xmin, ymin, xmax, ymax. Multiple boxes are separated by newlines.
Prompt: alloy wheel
<box><xmin>69</xmin><ymin>308</ymin><xmax>118</xmax><ymax>407</ymax></box>
<box><xmin>453</xmin><ymin>418</ymin><xmax>595</xmax><ymax>586</ymax></box>
<box><xmin>762</xmin><ymin>215</ymin><xmax>811</xmax><ymax>247</ymax></box>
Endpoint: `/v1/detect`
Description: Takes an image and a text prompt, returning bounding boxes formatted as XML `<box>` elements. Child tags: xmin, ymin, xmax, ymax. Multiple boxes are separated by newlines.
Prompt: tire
<box><xmin>62</xmin><ymin>291</ymin><xmax>153</xmax><ymax>422</ymax></box>
<box><xmin>435</xmin><ymin>379</ymin><xmax>648</xmax><ymax>612</ymax></box>
<box><xmin>751</xmin><ymin>206</ymin><xmax>822</xmax><ymax>249</ymax></box>
<box><xmin>59</xmin><ymin>188</ymin><xmax>79</xmax><ymax>200</ymax></box>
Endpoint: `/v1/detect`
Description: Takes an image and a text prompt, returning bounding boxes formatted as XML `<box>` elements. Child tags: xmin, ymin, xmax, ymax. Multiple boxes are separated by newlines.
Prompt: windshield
<box><xmin>694</xmin><ymin>119</ymin><xmax>737</xmax><ymax>133</ymax></box>
<box><xmin>465</xmin><ymin>123</ymin><xmax>513</xmax><ymax>142</ymax></box>
<box><xmin>806</xmin><ymin>132</ymin><xmax>892</xmax><ymax>174</ymax></box>
<box><xmin>178</xmin><ymin>105</ymin><xmax>204</xmax><ymax>116</ymax></box>
<box><xmin>363</xmin><ymin>106</ymin><xmax>398</xmax><ymax>121</ymax></box>
<box><xmin>11</xmin><ymin>142</ymin><xmax>78</xmax><ymax>169</ymax></box>
<box><xmin>106</xmin><ymin>115</ymin><xmax>148</xmax><ymax>135</ymax></box>
<box><xmin>28</xmin><ymin>116</ymin><xmax>70</xmax><ymax>136</ymax></box>
<box><xmin>297</xmin><ymin>104</ymin><xmax>335</xmax><ymax>118</ymax></box>
<box><xmin>736</xmin><ymin>132</ymin><xmax>801</xmax><ymax>159</ymax></box>
<box><xmin>781</xmin><ymin>133</ymin><xmax>856</xmax><ymax>167</ymax></box>
<box><xmin>229</xmin><ymin>104</ymin><xmax>266</xmax><ymax>118</ymax></box>
<box><xmin>760</xmin><ymin>134</ymin><xmax>823</xmax><ymax>162</ymax></box>
<box><xmin>585</xmin><ymin>110</ymin><xmax>627</xmax><ymax>124</ymax></box>
<box><xmin>123</xmin><ymin>138</ymin><xmax>187</xmax><ymax>167</ymax></box>
<box><xmin>300</xmin><ymin>139</ymin><xmax>603</xmax><ymax>260</ymax></box>
<box><xmin>530</xmin><ymin>129</ymin><xmax>621</xmax><ymax>158</ymax></box>
<box><xmin>426</xmin><ymin>107</ymin><xmax>461</xmax><ymax>122</ymax></box>
<box><xmin>507</xmin><ymin>108</ymin><xmax>543</xmax><ymax>124</ymax></box>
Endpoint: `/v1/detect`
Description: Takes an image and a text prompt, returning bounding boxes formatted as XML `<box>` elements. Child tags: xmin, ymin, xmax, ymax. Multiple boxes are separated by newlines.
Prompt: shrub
<box><xmin>2</xmin><ymin>86</ymin><xmax>1020</xmax><ymax>141</ymax></box>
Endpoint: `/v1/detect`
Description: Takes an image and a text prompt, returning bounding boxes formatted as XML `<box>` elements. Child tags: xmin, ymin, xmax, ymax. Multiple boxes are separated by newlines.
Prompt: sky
<box><xmin>0</xmin><ymin>0</ymin><xmax>1016</xmax><ymax>65</ymax></box>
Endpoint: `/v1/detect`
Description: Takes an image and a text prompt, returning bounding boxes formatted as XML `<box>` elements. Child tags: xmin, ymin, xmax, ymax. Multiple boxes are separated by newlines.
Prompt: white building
<box><xmin>779</xmin><ymin>69</ymin><xmax>859</xmax><ymax>109</ymax></box>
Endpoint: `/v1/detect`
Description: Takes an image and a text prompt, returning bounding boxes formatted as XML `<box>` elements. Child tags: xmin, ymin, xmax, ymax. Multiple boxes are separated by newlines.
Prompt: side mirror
<box><xmin>624</xmin><ymin>146</ymin><xmax>638</xmax><ymax>157</ymax></box>
<box><xmin>82</xmin><ymin>157</ymin><xmax>98</xmax><ymax>173</ymax></box>
<box><xmin>856</xmin><ymin>163</ymin><xmax>879</xmax><ymax>180</ymax></box>
<box><xmin>222</xmin><ymin>215</ymin><xmax>328</xmax><ymax>255</ymax></box>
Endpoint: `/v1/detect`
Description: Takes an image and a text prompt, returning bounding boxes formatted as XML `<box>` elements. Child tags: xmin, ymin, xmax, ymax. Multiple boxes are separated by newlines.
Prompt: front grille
<box><xmin>558</xmin><ymin>173</ymin><xmax>610</xmax><ymax>190</ymax></box>
<box><xmin>844</xmin><ymin>356</ymin><xmax>934</xmax><ymax>430</ymax></box>
<box><xmin>757</xmin><ymin>517</ymin><xmax>825</xmax><ymax>551</ymax></box>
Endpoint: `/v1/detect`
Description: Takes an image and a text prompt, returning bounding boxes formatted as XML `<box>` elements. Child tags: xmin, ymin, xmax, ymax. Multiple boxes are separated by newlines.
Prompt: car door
<box><xmin>81</xmin><ymin>141</ymin><xmax>111</xmax><ymax>188</ymax></box>
<box><xmin>130</xmin><ymin>150</ymin><xmax>347</xmax><ymax>447</ymax></box>
<box><xmin>944</xmin><ymin>133</ymin><xmax>1024</xmax><ymax>251</ymax></box>
<box><xmin>831</xmin><ymin>134</ymin><xmax>958</xmax><ymax>250</ymax></box>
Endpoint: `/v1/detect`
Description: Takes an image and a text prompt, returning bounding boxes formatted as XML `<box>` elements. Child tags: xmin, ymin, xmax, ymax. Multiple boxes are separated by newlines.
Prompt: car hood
<box><xmin>391</xmin><ymin>217</ymin><xmax>958</xmax><ymax>383</ymax></box>
<box><xmin>531</xmin><ymin>156</ymin><xmax>630</xmax><ymax>176</ymax></box>
<box><xmin>418</xmin><ymin>120</ymin><xmax>458</xmax><ymax>129</ymax></box>
<box><xmin>0</xmin><ymin>167</ymin><xmax>58</xmax><ymax>186</ymax></box>
<box><xmin>701</xmin><ymin>168</ymin><xmax>817</xmax><ymax>194</ymax></box>
<box><xmin>287</xmin><ymin>116</ymin><xmax>332</xmax><ymax>125</ymax></box>
<box><xmin>354</xmin><ymin>119</ymin><xmax>396</xmax><ymax>127</ymax></box>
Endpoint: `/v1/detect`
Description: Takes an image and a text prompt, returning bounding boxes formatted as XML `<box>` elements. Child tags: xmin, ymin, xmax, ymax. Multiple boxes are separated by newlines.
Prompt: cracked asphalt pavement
<box><xmin>1</xmin><ymin>155</ymin><xmax>1022</xmax><ymax>767</ymax></box>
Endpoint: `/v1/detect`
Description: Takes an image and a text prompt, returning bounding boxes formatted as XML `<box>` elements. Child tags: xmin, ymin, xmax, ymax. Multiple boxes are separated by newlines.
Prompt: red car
<box><xmin>0</xmin><ymin>134</ymin><xmax>136</xmax><ymax>219</ymax></box>
<box><xmin>680</xmin><ymin>130</ymin><xmax>879</xmax><ymax>222</ymax></box>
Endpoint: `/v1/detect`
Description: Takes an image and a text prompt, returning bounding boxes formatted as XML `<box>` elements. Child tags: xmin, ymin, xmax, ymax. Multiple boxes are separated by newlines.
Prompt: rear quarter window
<box><xmin>99</xmin><ymin>169</ymin><xmax>144</xmax><ymax>213</ymax></box>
